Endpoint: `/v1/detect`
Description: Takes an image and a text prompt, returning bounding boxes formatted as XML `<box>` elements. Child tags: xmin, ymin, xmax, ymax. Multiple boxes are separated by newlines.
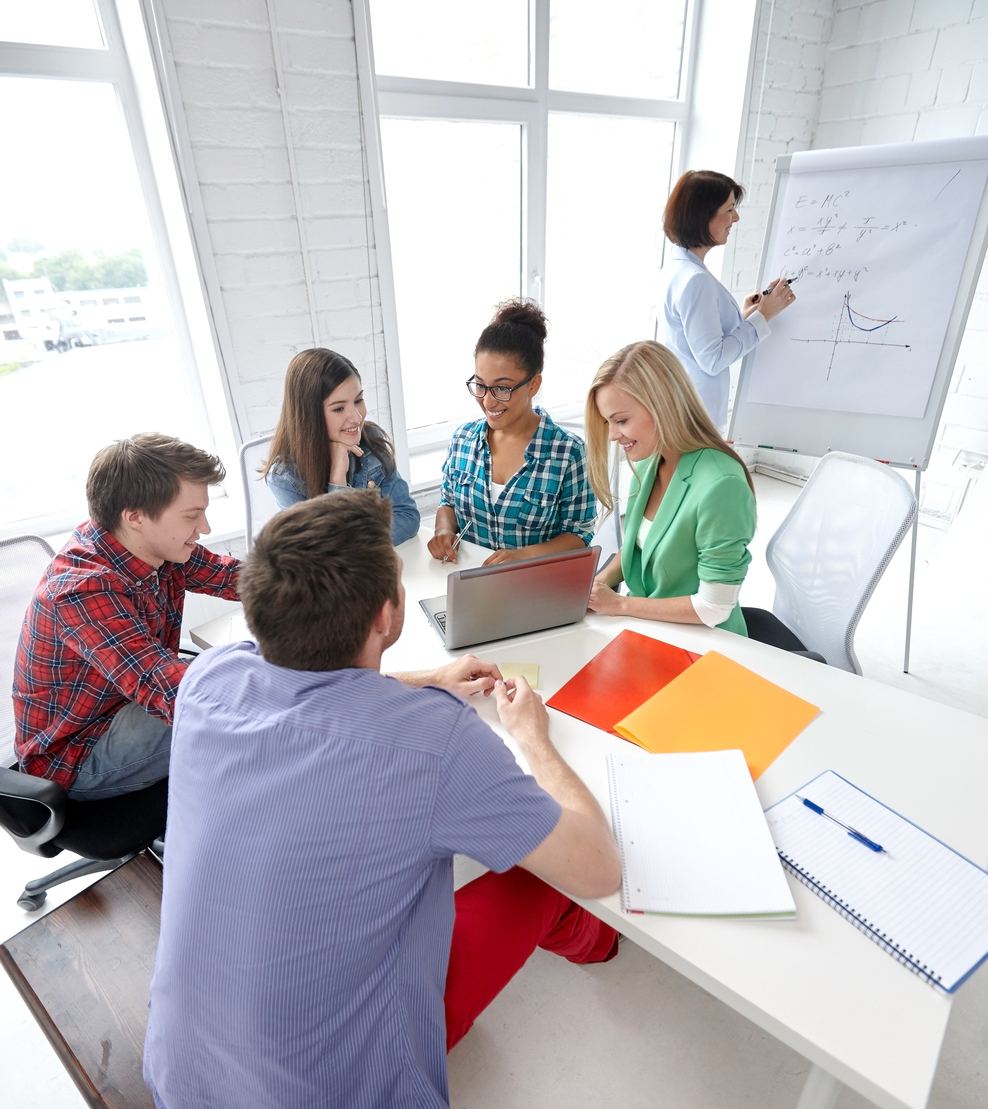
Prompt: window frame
<box><xmin>353</xmin><ymin>0</ymin><xmax>700</xmax><ymax>475</ymax></box>
<box><xmin>0</xmin><ymin>0</ymin><xmax>243</xmax><ymax>539</ymax></box>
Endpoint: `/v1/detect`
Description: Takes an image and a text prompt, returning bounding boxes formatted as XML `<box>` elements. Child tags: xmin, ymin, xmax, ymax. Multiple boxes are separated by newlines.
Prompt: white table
<box><xmin>190</xmin><ymin>532</ymin><xmax>988</xmax><ymax>1109</ymax></box>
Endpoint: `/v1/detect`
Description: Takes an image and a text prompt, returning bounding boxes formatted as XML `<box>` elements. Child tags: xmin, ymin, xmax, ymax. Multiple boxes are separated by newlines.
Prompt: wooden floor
<box><xmin>0</xmin><ymin>853</ymin><xmax>161</xmax><ymax>1109</ymax></box>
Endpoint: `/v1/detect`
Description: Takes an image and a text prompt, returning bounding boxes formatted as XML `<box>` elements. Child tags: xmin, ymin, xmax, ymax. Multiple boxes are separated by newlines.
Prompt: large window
<box><xmin>367</xmin><ymin>0</ymin><xmax>693</xmax><ymax>465</ymax></box>
<box><xmin>0</xmin><ymin>0</ymin><xmax>221</xmax><ymax>537</ymax></box>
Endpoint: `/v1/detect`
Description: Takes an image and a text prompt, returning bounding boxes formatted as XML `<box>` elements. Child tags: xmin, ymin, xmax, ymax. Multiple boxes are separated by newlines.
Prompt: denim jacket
<box><xmin>266</xmin><ymin>452</ymin><xmax>420</xmax><ymax>546</ymax></box>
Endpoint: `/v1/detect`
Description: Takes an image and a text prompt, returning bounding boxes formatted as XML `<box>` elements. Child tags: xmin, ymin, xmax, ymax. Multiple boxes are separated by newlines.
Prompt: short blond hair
<box><xmin>584</xmin><ymin>341</ymin><xmax>754</xmax><ymax>511</ymax></box>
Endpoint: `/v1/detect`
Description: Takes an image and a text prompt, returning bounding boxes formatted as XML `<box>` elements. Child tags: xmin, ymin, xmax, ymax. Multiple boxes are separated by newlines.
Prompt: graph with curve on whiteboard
<box><xmin>790</xmin><ymin>291</ymin><xmax>911</xmax><ymax>382</ymax></box>
<box><xmin>745</xmin><ymin>158</ymin><xmax>988</xmax><ymax>418</ymax></box>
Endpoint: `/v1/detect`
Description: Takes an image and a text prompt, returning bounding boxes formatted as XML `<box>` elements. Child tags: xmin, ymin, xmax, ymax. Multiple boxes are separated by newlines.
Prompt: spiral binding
<box><xmin>607</xmin><ymin>757</ymin><xmax>633</xmax><ymax>912</ymax></box>
<box><xmin>777</xmin><ymin>852</ymin><xmax>947</xmax><ymax>994</ymax></box>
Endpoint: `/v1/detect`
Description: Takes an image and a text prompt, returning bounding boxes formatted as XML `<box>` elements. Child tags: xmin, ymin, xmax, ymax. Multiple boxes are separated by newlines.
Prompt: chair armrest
<box><xmin>0</xmin><ymin>766</ymin><xmax>66</xmax><ymax>853</ymax></box>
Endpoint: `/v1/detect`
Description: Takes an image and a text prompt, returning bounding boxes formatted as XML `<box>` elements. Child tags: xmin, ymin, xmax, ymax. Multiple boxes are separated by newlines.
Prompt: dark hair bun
<box><xmin>491</xmin><ymin>298</ymin><xmax>548</xmax><ymax>341</ymax></box>
<box><xmin>475</xmin><ymin>297</ymin><xmax>548</xmax><ymax>375</ymax></box>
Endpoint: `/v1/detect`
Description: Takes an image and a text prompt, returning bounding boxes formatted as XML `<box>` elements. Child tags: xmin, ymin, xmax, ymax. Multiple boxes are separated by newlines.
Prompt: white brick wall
<box><xmin>818</xmin><ymin>0</ymin><xmax>988</xmax><ymax>489</ymax></box>
<box><xmin>728</xmin><ymin>0</ymin><xmax>835</xmax><ymax>295</ymax></box>
<box><xmin>728</xmin><ymin>0</ymin><xmax>988</xmax><ymax>504</ymax></box>
<box><xmin>160</xmin><ymin>0</ymin><xmax>393</xmax><ymax>442</ymax></box>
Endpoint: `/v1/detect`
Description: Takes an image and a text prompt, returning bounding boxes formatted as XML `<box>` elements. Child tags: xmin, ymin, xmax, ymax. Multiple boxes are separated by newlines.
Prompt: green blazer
<box><xmin>620</xmin><ymin>448</ymin><xmax>756</xmax><ymax>636</ymax></box>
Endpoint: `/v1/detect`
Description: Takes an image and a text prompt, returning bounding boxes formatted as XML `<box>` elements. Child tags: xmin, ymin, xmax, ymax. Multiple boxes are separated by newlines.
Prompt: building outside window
<box><xmin>0</xmin><ymin>0</ymin><xmax>226</xmax><ymax>537</ymax></box>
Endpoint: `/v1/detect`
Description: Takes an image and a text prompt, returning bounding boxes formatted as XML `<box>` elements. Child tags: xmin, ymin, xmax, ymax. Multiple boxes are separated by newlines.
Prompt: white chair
<box><xmin>1</xmin><ymin>535</ymin><xmax>55</xmax><ymax>770</ymax></box>
<box><xmin>240</xmin><ymin>434</ymin><xmax>281</xmax><ymax>551</ymax></box>
<box><xmin>591</xmin><ymin>446</ymin><xmax>624</xmax><ymax>570</ymax></box>
<box><xmin>553</xmin><ymin>415</ymin><xmax>623</xmax><ymax>569</ymax></box>
<box><xmin>745</xmin><ymin>451</ymin><xmax>917</xmax><ymax>674</ymax></box>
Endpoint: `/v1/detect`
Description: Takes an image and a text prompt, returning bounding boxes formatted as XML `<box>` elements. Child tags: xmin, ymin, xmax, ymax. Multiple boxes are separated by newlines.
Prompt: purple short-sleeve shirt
<box><xmin>143</xmin><ymin>642</ymin><xmax>560</xmax><ymax>1109</ymax></box>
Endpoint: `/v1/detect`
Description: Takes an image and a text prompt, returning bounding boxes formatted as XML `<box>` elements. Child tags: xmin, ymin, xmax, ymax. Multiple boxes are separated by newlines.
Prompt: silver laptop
<box><xmin>419</xmin><ymin>546</ymin><xmax>599</xmax><ymax>649</ymax></box>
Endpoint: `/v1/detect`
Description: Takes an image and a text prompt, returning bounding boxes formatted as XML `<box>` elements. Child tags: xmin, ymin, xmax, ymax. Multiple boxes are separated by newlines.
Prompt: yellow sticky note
<box><xmin>500</xmin><ymin>663</ymin><xmax>540</xmax><ymax>689</ymax></box>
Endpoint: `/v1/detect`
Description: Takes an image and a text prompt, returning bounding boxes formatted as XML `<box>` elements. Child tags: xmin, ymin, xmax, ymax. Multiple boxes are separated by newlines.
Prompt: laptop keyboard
<box><xmin>435</xmin><ymin>611</ymin><xmax>447</xmax><ymax>633</ymax></box>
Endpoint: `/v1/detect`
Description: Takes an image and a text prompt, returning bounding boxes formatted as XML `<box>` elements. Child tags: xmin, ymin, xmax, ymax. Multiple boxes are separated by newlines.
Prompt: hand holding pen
<box><xmin>797</xmin><ymin>795</ymin><xmax>889</xmax><ymax>855</ymax></box>
<box><xmin>744</xmin><ymin>276</ymin><xmax>797</xmax><ymax>323</ymax></box>
<box><xmin>441</xmin><ymin>522</ymin><xmax>471</xmax><ymax>564</ymax></box>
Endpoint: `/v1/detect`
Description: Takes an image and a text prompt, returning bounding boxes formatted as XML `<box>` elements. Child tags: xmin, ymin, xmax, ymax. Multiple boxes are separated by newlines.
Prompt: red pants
<box><xmin>444</xmin><ymin>867</ymin><xmax>620</xmax><ymax>1051</ymax></box>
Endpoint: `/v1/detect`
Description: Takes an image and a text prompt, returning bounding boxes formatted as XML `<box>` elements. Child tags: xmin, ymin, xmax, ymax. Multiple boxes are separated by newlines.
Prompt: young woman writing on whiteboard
<box><xmin>428</xmin><ymin>299</ymin><xmax>597</xmax><ymax>566</ymax></box>
<box><xmin>584</xmin><ymin>341</ymin><xmax>755</xmax><ymax>636</ymax></box>
<box><xmin>263</xmin><ymin>348</ymin><xmax>420</xmax><ymax>545</ymax></box>
<box><xmin>660</xmin><ymin>169</ymin><xmax>796</xmax><ymax>426</ymax></box>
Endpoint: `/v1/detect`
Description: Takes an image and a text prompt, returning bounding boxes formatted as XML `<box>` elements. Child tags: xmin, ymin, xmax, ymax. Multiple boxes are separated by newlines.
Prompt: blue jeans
<box><xmin>67</xmin><ymin>702</ymin><xmax>172</xmax><ymax>800</ymax></box>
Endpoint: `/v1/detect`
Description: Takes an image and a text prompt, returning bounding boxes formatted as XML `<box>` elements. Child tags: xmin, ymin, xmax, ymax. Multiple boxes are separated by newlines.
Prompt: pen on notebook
<box><xmin>442</xmin><ymin>522</ymin><xmax>471</xmax><ymax>564</ymax></box>
<box><xmin>797</xmin><ymin>796</ymin><xmax>887</xmax><ymax>854</ymax></box>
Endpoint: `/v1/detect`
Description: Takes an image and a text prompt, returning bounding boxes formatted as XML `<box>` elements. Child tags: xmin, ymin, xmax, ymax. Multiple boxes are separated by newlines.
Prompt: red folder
<box><xmin>546</xmin><ymin>629</ymin><xmax>700</xmax><ymax>734</ymax></box>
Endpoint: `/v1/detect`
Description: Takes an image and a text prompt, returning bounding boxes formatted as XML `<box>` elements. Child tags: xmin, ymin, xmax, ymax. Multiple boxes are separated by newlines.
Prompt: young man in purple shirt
<box><xmin>144</xmin><ymin>490</ymin><xmax>621</xmax><ymax>1109</ymax></box>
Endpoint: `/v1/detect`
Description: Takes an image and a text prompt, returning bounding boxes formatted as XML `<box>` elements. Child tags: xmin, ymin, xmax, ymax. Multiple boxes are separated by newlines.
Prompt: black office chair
<box><xmin>0</xmin><ymin>769</ymin><xmax>167</xmax><ymax>910</ymax></box>
<box><xmin>741</xmin><ymin>606</ymin><xmax>827</xmax><ymax>664</ymax></box>
<box><xmin>0</xmin><ymin>534</ymin><xmax>167</xmax><ymax>911</ymax></box>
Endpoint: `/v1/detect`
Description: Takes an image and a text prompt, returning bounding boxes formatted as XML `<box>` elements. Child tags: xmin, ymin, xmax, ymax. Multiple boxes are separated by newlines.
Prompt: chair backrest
<box><xmin>239</xmin><ymin>435</ymin><xmax>280</xmax><ymax>551</ymax></box>
<box><xmin>767</xmin><ymin>452</ymin><xmax>917</xmax><ymax>674</ymax></box>
<box><xmin>591</xmin><ymin>444</ymin><xmax>624</xmax><ymax>569</ymax></box>
<box><xmin>552</xmin><ymin>417</ymin><xmax>623</xmax><ymax>567</ymax></box>
<box><xmin>1</xmin><ymin>536</ymin><xmax>55</xmax><ymax>768</ymax></box>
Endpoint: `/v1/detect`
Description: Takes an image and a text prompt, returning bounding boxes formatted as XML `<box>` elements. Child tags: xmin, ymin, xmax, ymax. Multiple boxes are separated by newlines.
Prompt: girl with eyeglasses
<box><xmin>263</xmin><ymin>348</ymin><xmax>420</xmax><ymax>545</ymax></box>
<box><xmin>428</xmin><ymin>299</ymin><xmax>596</xmax><ymax>566</ymax></box>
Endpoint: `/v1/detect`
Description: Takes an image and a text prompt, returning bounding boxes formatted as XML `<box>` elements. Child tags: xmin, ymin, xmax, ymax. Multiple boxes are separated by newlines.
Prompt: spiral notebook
<box><xmin>765</xmin><ymin>771</ymin><xmax>988</xmax><ymax>994</ymax></box>
<box><xmin>607</xmin><ymin>748</ymin><xmax>797</xmax><ymax>917</ymax></box>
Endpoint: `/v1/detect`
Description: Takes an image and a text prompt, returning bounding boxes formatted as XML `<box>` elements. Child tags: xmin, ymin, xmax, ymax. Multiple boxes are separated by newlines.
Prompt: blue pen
<box><xmin>797</xmin><ymin>796</ymin><xmax>887</xmax><ymax>854</ymax></box>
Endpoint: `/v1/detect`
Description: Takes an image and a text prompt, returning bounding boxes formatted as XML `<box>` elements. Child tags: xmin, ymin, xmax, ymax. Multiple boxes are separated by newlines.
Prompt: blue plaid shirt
<box><xmin>438</xmin><ymin>410</ymin><xmax>596</xmax><ymax>549</ymax></box>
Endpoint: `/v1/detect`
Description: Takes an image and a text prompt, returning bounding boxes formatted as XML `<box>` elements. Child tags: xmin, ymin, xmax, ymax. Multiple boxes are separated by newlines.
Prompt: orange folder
<box><xmin>613</xmin><ymin>650</ymin><xmax>820</xmax><ymax>778</ymax></box>
<box><xmin>546</xmin><ymin>629</ymin><xmax>700</xmax><ymax>734</ymax></box>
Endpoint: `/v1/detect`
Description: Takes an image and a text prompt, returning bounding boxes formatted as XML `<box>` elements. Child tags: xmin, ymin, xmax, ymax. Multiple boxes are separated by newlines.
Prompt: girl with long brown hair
<box><xmin>263</xmin><ymin>348</ymin><xmax>420</xmax><ymax>545</ymax></box>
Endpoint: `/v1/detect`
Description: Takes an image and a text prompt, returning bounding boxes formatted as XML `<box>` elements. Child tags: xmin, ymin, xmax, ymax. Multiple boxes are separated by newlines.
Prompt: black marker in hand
<box><xmin>751</xmin><ymin>276</ymin><xmax>798</xmax><ymax>304</ymax></box>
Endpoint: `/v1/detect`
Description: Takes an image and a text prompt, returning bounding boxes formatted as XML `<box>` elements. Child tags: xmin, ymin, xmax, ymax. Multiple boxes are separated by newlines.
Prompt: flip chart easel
<box><xmin>730</xmin><ymin>137</ymin><xmax>988</xmax><ymax>671</ymax></box>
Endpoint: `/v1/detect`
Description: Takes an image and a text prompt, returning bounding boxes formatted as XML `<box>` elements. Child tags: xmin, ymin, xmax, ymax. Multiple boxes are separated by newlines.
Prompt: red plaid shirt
<box><xmin>13</xmin><ymin>520</ymin><xmax>240</xmax><ymax>788</ymax></box>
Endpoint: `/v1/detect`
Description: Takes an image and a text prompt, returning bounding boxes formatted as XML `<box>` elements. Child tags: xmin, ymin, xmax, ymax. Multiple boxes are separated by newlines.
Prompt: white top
<box><xmin>490</xmin><ymin>479</ymin><xmax>507</xmax><ymax>501</ymax></box>
<box><xmin>636</xmin><ymin>515</ymin><xmax>652</xmax><ymax>549</ymax></box>
<box><xmin>659</xmin><ymin>244</ymin><xmax>770</xmax><ymax>426</ymax></box>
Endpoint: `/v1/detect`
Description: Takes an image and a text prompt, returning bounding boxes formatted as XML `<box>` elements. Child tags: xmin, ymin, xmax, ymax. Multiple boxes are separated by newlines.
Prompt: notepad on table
<box><xmin>547</xmin><ymin>629</ymin><xmax>700</xmax><ymax>733</ymax></box>
<box><xmin>613</xmin><ymin>650</ymin><xmax>820</xmax><ymax>778</ymax></box>
<box><xmin>766</xmin><ymin>771</ymin><xmax>988</xmax><ymax>993</ymax></box>
<box><xmin>608</xmin><ymin>748</ymin><xmax>797</xmax><ymax>918</ymax></box>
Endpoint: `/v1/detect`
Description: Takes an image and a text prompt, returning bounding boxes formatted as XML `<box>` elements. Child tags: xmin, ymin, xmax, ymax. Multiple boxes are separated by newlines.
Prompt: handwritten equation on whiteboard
<box><xmin>747</xmin><ymin>161</ymin><xmax>988</xmax><ymax>418</ymax></box>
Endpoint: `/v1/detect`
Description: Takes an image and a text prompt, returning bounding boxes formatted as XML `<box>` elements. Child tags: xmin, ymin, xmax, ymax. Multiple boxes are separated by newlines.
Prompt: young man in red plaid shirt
<box><xmin>13</xmin><ymin>433</ymin><xmax>240</xmax><ymax>799</ymax></box>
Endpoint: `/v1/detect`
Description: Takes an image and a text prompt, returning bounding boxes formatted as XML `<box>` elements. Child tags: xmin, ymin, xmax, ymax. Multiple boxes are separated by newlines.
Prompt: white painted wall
<box><xmin>158</xmin><ymin>0</ymin><xmax>393</xmax><ymax>442</ymax></box>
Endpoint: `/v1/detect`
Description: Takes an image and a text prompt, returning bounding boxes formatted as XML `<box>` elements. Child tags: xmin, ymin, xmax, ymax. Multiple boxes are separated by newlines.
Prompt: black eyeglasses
<box><xmin>466</xmin><ymin>373</ymin><xmax>537</xmax><ymax>402</ymax></box>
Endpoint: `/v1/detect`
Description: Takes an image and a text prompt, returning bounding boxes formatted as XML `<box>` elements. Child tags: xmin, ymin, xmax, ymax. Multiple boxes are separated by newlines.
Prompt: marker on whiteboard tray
<box><xmin>757</xmin><ymin>445</ymin><xmax>798</xmax><ymax>452</ymax></box>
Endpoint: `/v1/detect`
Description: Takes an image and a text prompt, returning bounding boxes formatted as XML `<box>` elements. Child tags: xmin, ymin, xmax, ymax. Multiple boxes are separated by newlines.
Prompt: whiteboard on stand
<box><xmin>729</xmin><ymin>137</ymin><xmax>988</xmax><ymax>469</ymax></box>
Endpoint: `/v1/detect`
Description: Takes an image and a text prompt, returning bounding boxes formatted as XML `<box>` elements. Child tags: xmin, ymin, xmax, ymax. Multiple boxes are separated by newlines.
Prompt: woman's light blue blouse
<box><xmin>660</xmin><ymin>244</ymin><xmax>770</xmax><ymax>425</ymax></box>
